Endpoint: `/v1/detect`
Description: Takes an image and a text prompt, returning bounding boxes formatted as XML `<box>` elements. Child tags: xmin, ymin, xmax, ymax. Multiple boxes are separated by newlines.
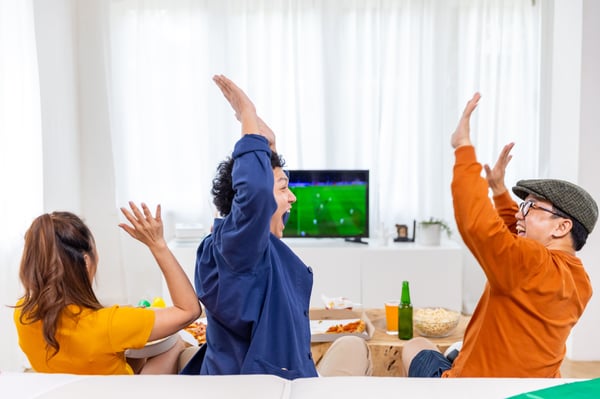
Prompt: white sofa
<box><xmin>0</xmin><ymin>372</ymin><xmax>589</xmax><ymax>399</ymax></box>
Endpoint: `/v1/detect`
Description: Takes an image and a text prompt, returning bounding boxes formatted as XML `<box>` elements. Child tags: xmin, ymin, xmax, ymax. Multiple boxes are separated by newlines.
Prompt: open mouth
<box><xmin>516</xmin><ymin>225</ymin><xmax>525</xmax><ymax>236</ymax></box>
<box><xmin>282</xmin><ymin>211</ymin><xmax>290</xmax><ymax>226</ymax></box>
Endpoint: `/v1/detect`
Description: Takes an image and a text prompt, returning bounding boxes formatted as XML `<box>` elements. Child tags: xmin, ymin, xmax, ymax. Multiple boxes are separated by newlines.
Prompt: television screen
<box><xmin>283</xmin><ymin>170</ymin><xmax>369</xmax><ymax>239</ymax></box>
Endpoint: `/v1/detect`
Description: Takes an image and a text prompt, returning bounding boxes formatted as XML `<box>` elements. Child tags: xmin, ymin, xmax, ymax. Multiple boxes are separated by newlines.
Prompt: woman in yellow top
<box><xmin>14</xmin><ymin>202</ymin><xmax>201</xmax><ymax>374</ymax></box>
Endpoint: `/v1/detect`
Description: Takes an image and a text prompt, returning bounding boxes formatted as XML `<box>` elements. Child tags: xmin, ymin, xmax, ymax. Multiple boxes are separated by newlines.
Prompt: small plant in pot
<box><xmin>417</xmin><ymin>217</ymin><xmax>452</xmax><ymax>246</ymax></box>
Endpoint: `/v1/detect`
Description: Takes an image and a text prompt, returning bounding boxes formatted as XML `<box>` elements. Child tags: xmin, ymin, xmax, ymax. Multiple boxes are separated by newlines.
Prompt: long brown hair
<box><xmin>17</xmin><ymin>212</ymin><xmax>102</xmax><ymax>356</ymax></box>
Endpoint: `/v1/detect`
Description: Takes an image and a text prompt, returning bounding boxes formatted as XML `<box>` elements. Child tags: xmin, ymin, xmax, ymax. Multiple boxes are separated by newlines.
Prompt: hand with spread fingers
<box><xmin>119</xmin><ymin>202</ymin><xmax>166</xmax><ymax>250</ymax></box>
<box><xmin>119</xmin><ymin>201</ymin><xmax>200</xmax><ymax>349</ymax></box>
<box><xmin>484</xmin><ymin>142</ymin><xmax>514</xmax><ymax>196</ymax></box>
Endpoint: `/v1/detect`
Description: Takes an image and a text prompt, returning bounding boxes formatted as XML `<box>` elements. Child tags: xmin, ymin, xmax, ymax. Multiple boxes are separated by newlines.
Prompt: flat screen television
<box><xmin>283</xmin><ymin>169</ymin><xmax>369</xmax><ymax>241</ymax></box>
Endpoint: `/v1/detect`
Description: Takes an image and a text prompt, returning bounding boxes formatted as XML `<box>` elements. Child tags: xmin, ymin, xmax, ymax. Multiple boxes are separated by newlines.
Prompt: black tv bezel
<box><xmin>283</xmin><ymin>169</ymin><xmax>370</xmax><ymax>239</ymax></box>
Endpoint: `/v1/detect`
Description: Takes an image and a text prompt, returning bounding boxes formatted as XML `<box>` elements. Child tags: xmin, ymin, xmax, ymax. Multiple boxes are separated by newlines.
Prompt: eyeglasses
<box><xmin>518</xmin><ymin>200</ymin><xmax>566</xmax><ymax>218</ymax></box>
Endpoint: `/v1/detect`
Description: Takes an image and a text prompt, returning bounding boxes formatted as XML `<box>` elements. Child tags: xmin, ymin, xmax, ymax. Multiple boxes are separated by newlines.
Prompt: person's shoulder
<box><xmin>549</xmin><ymin>249</ymin><xmax>582</xmax><ymax>266</ymax></box>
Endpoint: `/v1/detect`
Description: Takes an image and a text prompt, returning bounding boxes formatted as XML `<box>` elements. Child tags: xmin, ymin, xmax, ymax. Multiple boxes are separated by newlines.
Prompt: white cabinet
<box><xmin>165</xmin><ymin>238</ymin><xmax>463</xmax><ymax>311</ymax></box>
<box><xmin>285</xmin><ymin>239</ymin><xmax>463</xmax><ymax>310</ymax></box>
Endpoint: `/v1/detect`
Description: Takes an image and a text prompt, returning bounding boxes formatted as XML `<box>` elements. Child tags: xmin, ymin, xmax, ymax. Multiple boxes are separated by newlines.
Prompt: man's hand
<box><xmin>213</xmin><ymin>75</ymin><xmax>277</xmax><ymax>150</ymax></box>
<box><xmin>484</xmin><ymin>142</ymin><xmax>514</xmax><ymax>196</ymax></box>
<box><xmin>451</xmin><ymin>92</ymin><xmax>480</xmax><ymax>149</ymax></box>
<box><xmin>213</xmin><ymin>74</ymin><xmax>260</xmax><ymax>136</ymax></box>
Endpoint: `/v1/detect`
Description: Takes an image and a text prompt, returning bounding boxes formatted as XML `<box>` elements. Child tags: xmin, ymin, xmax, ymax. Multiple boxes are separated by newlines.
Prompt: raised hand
<box><xmin>451</xmin><ymin>92</ymin><xmax>481</xmax><ymax>149</ymax></box>
<box><xmin>213</xmin><ymin>75</ymin><xmax>277</xmax><ymax>151</ymax></box>
<box><xmin>484</xmin><ymin>142</ymin><xmax>515</xmax><ymax>196</ymax></box>
<box><xmin>213</xmin><ymin>74</ymin><xmax>261</xmax><ymax>135</ymax></box>
<box><xmin>119</xmin><ymin>202</ymin><xmax>166</xmax><ymax>250</ymax></box>
<box><xmin>213</xmin><ymin>75</ymin><xmax>255</xmax><ymax>121</ymax></box>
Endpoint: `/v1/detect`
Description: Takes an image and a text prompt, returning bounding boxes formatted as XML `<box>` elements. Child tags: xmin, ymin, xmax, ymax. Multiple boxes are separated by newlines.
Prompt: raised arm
<box><xmin>450</xmin><ymin>92</ymin><xmax>480</xmax><ymax>149</ymax></box>
<box><xmin>213</xmin><ymin>74</ymin><xmax>276</xmax><ymax>151</ymax></box>
<box><xmin>485</xmin><ymin>143</ymin><xmax>519</xmax><ymax>231</ymax></box>
<box><xmin>119</xmin><ymin>202</ymin><xmax>201</xmax><ymax>341</ymax></box>
<box><xmin>257</xmin><ymin>116</ymin><xmax>277</xmax><ymax>152</ymax></box>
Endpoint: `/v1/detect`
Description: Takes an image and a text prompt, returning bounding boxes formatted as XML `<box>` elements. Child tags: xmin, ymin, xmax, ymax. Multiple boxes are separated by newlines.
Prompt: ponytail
<box><xmin>17</xmin><ymin>212</ymin><xmax>102</xmax><ymax>357</ymax></box>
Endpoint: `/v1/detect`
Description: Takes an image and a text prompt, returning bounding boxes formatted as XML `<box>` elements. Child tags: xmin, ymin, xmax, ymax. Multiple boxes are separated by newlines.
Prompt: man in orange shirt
<box><xmin>402</xmin><ymin>93</ymin><xmax>598</xmax><ymax>377</ymax></box>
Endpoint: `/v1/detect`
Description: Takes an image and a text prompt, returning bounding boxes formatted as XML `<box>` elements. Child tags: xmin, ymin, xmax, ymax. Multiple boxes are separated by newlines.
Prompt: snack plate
<box><xmin>309</xmin><ymin>310</ymin><xmax>374</xmax><ymax>342</ymax></box>
<box><xmin>179</xmin><ymin>317</ymin><xmax>208</xmax><ymax>346</ymax></box>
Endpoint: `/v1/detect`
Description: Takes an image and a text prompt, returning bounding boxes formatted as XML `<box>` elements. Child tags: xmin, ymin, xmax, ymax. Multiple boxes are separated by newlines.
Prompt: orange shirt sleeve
<box><xmin>493</xmin><ymin>190</ymin><xmax>519</xmax><ymax>233</ymax></box>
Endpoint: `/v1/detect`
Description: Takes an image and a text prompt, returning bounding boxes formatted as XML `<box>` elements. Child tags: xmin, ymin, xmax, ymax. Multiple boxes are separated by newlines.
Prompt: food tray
<box><xmin>309</xmin><ymin>309</ymin><xmax>374</xmax><ymax>342</ymax></box>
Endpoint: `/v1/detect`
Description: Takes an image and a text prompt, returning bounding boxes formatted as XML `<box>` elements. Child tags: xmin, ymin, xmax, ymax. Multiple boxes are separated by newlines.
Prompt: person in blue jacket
<box><xmin>193</xmin><ymin>75</ymin><xmax>371</xmax><ymax>379</ymax></box>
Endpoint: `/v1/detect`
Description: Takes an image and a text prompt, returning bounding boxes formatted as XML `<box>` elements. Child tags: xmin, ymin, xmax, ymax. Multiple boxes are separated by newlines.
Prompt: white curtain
<box><xmin>0</xmin><ymin>0</ymin><xmax>43</xmax><ymax>371</ymax></box>
<box><xmin>107</xmin><ymin>0</ymin><xmax>541</xmax><ymax>237</ymax></box>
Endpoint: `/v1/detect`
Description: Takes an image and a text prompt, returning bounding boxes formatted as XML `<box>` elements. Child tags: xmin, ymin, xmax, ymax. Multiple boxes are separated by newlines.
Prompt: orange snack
<box><xmin>183</xmin><ymin>320</ymin><xmax>207</xmax><ymax>345</ymax></box>
<box><xmin>325</xmin><ymin>320</ymin><xmax>366</xmax><ymax>334</ymax></box>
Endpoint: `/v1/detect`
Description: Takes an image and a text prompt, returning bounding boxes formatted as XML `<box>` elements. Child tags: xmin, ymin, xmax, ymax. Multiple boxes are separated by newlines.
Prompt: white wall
<box><xmin>542</xmin><ymin>0</ymin><xmax>582</xmax><ymax>181</ymax></box>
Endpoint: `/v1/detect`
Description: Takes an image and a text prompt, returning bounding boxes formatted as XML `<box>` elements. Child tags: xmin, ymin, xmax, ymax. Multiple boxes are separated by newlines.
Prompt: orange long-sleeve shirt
<box><xmin>444</xmin><ymin>146</ymin><xmax>592</xmax><ymax>377</ymax></box>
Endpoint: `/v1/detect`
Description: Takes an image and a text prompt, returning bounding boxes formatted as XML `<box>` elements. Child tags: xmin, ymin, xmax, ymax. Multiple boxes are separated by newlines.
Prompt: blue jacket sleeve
<box><xmin>214</xmin><ymin>134</ymin><xmax>276</xmax><ymax>272</ymax></box>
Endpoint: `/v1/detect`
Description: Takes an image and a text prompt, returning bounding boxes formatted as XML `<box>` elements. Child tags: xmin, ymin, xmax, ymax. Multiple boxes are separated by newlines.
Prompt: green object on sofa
<box><xmin>506</xmin><ymin>378</ymin><xmax>600</xmax><ymax>399</ymax></box>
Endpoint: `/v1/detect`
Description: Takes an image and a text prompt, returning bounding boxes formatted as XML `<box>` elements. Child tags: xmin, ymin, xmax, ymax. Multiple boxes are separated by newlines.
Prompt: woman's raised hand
<box><xmin>119</xmin><ymin>202</ymin><xmax>166</xmax><ymax>250</ymax></box>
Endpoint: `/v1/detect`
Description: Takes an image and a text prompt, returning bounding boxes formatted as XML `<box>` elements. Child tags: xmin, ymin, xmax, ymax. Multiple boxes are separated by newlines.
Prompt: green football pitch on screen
<box><xmin>284</xmin><ymin>184</ymin><xmax>367</xmax><ymax>237</ymax></box>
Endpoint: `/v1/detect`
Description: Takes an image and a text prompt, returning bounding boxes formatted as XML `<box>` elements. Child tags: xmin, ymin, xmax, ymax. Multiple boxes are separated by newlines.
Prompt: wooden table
<box><xmin>310</xmin><ymin>308</ymin><xmax>469</xmax><ymax>377</ymax></box>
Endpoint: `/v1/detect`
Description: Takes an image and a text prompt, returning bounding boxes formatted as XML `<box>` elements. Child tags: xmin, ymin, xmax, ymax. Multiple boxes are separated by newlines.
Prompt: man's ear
<box><xmin>552</xmin><ymin>218</ymin><xmax>573</xmax><ymax>239</ymax></box>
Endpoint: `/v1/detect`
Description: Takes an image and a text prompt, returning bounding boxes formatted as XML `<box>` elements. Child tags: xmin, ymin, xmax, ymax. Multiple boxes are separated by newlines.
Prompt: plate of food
<box><xmin>180</xmin><ymin>317</ymin><xmax>207</xmax><ymax>346</ymax></box>
<box><xmin>310</xmin><ymin>318</ymin><xmax>371</xmax><ymax>342</ymax></box>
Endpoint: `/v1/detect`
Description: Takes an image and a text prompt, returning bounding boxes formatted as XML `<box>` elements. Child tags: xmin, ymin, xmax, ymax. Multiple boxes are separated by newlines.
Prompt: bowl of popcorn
<box><xmin>413</xmin><ymin>307</ymin><xmax>461</xmax><ymax>338</ymax></box>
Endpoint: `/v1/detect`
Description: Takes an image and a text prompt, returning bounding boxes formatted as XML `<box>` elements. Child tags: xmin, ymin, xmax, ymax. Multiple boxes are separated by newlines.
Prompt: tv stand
<box><xmin>166</xmin><ymin>239</ymin><xmax>463</xmax><ymax>310</ymax></box>
<box><xmin>344</xmin><ymin>237</ymin><xmax>368</xmax><ymax>245</ymax></box>
<box><xmin>282</xmin><ymin>239</ymin><xmax>463</xmax><ymax>309</ymax></box>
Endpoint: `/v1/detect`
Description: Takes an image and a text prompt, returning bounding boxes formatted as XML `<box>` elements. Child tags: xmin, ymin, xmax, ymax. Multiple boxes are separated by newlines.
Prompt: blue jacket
<box><xmin>195</xmin><ymin>134</ymin><xmax>317</xmax><ymax>380</ymax></box>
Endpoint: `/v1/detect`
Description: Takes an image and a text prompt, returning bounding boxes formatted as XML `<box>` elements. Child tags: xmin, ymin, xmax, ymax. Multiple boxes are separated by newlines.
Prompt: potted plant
<box><xmin>417</xmin><ymin>217</ymin><xmax>452</xmax><ymax>246</ymax></box>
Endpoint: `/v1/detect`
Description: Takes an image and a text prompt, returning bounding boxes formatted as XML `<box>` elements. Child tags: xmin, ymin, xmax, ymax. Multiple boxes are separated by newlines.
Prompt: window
<box><xmin>107</xmin><ymin>0</ymin><xmax>541</xmax><ymax>235</ymax></box>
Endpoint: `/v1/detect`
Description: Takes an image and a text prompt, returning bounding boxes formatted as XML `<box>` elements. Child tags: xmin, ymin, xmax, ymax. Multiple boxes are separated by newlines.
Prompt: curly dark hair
<box><xmin>212</xmin><ymin>151</ymin><xmax>285</xmax><ymax>216</ymax></box>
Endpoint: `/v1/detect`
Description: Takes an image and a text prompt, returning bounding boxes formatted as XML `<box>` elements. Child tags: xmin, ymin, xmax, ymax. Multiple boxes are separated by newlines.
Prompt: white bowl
<box><xmin>125</xmin><ymin>334</ymin><xmax>178</xmax><ymax>359</ymax></box>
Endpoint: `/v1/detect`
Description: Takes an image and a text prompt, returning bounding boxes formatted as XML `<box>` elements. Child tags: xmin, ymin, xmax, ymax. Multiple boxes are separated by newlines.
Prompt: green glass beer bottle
<box><xmin>398</xmin><ymin>280</ymin><xmax>413</xmax><ymax>340</ymax></box>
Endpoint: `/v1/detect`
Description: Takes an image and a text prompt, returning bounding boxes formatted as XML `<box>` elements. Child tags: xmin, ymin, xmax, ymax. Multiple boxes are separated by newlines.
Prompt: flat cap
<box><xmin>512</xmin><ymin>179</ymin><xmax>598</xmax><ymax>234</ymax></box>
